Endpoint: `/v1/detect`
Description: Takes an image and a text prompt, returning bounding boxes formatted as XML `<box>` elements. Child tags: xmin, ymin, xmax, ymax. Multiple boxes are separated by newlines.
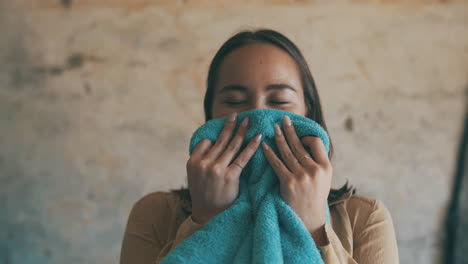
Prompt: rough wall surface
<box><xmin>0</xmin><ymin>1</ymin><xmax>467</xmax><ymax>263</ymax></box>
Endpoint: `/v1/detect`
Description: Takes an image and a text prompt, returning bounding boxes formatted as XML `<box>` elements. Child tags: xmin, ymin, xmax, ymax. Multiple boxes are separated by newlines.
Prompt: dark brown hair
<box><xmin>172</xmin><ymin>29</ymin><xmax>354</xmax><ymax>206</ymax></box>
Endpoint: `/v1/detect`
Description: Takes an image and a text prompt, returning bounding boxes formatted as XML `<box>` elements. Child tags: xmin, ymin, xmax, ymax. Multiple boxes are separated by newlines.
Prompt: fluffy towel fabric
<box><xmin>161</xmin><ymin>109</ymin><xmax>331</xmax><ymax>264</ymax></box>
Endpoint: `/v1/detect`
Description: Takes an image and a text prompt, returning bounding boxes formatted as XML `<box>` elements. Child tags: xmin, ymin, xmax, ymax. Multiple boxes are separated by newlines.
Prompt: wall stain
<box><xmin>158</xmin><ymin>37</ymin><xmax>182</xmax><ymax>51</ymax></box>
<box><xmin>4</xmin><ymin>28</ymin><xmax>46</xmax><ymax>90</ymax></box>
<box><xmin>345</xmin><ymin>116</ymin><xmax>354</xmax><ymax>132</ymax></box>
<box><xmin>67</xmin><ymin>53</ymin><xmax>84</xmax><ymax>69</ymax></box>
<box><xmin>354</xmin><ymin>57</ymin><xmax>371</xmax><ymax>81</ymax></box>
<box><xmin>127</xmin><ymin>60</ymin><xmax>147</xmax><ymax>68</ymax></box>
<box><xmin>32</xmin><ymin>53</ymin><xmax>106</xmax><ymax>78</ymax></box>
<box><xmin>60</xmin><ymin>0</ymin><xmax>72</xmax><ymax>8</ymax></box>
<box><xmin>11</xmin><ymin>65</ymin><xmax>46</xmax><ymax>90</ymax></box>
<box><xmin>49</xmin><ymin>66</ymin><xmax>64</xmax><ymax>76</ymax></box>
<box><xmin>34</xmin><ymin>66</ymin><xmax>62</xmax><ymax>76</ymax></box>
<box><xmin>83</xmin><ymin>82</ymin><xmax>92</xmax><ymax>95</ymax></box>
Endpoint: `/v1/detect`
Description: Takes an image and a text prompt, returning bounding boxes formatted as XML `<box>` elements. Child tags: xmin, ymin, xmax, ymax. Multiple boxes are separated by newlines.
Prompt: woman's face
<box><xmin>211</xmin><ymin>43</ymin><xmax>307</xmax><ymax>119</ymax></box>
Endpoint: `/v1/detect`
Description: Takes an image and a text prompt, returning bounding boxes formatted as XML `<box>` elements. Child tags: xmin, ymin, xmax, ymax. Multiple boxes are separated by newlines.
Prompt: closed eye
<box><xmin>272</xmin><ymin>101</ymin><xmax>290</xmax><ymax>105</ymax></box>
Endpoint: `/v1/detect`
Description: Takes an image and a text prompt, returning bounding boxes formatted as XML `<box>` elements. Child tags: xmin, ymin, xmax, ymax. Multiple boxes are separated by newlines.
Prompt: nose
<box><xmin>245</xmin><ymin>100</ymin><xmax>267</xmax><ymax>112</ymax></box>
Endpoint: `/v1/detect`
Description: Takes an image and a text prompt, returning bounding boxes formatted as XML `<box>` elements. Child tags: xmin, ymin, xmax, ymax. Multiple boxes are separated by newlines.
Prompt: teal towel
<box><xmin>162</xmin><ymin>109</ymin><xmax>331</xmax><ymax>264</ymax></box>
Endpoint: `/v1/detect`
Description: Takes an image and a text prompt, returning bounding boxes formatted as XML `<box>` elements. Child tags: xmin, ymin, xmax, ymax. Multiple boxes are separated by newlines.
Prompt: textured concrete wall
<box><xmin>1</xmin><ymin>1</ymin><xmax>467</xmax><ymax>263</ymax></box>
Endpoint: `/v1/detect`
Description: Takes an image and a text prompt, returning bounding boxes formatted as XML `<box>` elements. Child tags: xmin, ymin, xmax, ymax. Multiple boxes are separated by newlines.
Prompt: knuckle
<box><xmin>228</xmin><ymin>138</ymin><xmax>242</xmax><ymax>151</ymax></box>
<box><xmin>209</xmin><ymin>164</ymin><xmax>224</xmax><ymax>176</ymax></box>
<box><xmin>298</xmin><ymin>172</ymin><xmax>309</xmax><ymax>181</ymax></box>
<box><xmin>225</xmin><ymin>143</ymin><xmax>236</xmax><ymax>153</ymax></box>
<box><xmin>198</xmin><ymin>160</ymin><xmax>210</xmax><ymax>171</ymax></box>
<box><xmin>290</xmin><ymin>145</ymin><xmax>299</xmax><ymax>154</ymax></box>
<box><xmin>214</xmin><ymin>138</ymin><xmax>227</xmax><ymax>147</ymax></box>
<box><xmin>309</xmin><ymin>163</ymin><xmax>320</xmax><ymax>171</ymax></box>
<box><xmin>284</xmin><ymin>179</ymin><xmax>295</xmax><ymax>190</ymax></box>
<box><xmin>285</xmin><ymin>153</ymin><xmax>296</xmax><ymax>162</ymax></box>
<box><xmin>323</xmin><ymin>162</ymin><xmax>333</xmax><ymax>172</ymax></box>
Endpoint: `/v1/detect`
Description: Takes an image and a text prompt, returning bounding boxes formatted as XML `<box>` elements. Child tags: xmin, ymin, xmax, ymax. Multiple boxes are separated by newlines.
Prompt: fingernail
<box><xmin>274</xmin><ymin>124</ymin><xmax>282</xmax><ymax>136</ymax></box>
<box><xmin>241</xmin><ymin>117</ymin><xmax>249</xmax><ymax>127</ymax></box>
<box><xmin>262</xmin><ymin>142</ymin><xmax>269</xmax><ymax>150</ymax></box>
<box><xmin>255</xmin><ymin>134</ymin><xmax>262</xmax><ymax>142</ymax></box>
<box><xmin>283</xmin><ymin>115</ymin><xmax>292</xmax><ymax>126</ymax></box>
<box><xmin>229</xmin><ymin>112</ymin><xmax>237</xmax><ymax>122</ymax></box>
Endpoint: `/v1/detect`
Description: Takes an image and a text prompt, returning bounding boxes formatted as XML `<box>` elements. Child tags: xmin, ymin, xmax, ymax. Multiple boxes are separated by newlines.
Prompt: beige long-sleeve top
<box><xmin>120</xmin><ymin>190</ymin><xmax>399</xmax><ymax>263</ymax></box>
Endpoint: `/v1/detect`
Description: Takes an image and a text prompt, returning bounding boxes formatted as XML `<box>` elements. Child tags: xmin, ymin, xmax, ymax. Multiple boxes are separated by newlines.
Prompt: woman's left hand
<box><xmin>261</xmin><ymin>115</ymin><xmax>332</xmax><ymax>246</ymax></box>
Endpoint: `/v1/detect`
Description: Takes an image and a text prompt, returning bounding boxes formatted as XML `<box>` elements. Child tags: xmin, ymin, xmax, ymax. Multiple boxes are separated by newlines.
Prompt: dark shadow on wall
<box><xmin>443</xmin><ymin>84</ymin><xmax>468</xmax><ymax>264</ymax></box>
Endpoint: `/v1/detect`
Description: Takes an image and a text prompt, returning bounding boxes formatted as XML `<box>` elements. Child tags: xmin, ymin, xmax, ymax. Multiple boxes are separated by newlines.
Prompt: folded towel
<box><xmin>162</xmin><ymin>109</ymin><xmax>331</xmax><ymax>264</ymax></box>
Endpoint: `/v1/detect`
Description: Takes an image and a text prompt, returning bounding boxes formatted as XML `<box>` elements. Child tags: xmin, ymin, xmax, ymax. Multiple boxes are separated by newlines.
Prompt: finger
<box><xmin>261</xmin><ymin>142</ymin><xmax>293</xmax><ymax>184</ymax></box>
<box><xmin>191</xmin><ymin>138</ymin><xmax>213</xmax><ymax>159</ymax></box>
<box><xmin>301</xmin><ymin>136</ymin><xmax>330</xmax><ymax>166</ymax></box>
<box><xmin>274</xmin><ymin>123</ymin><xmax>302</xmax><ymax>172</ymax></box>
<box><xmin>205</xmin><ymin>112</ymin><xmax>237</xmax><ymax>161</ymax></box>
<box><xmin>228</xmin><ymin>134</ymin><xmax>263</xmax><ymax>173</ymax></box>
<box><xmin>218</xmin><ymin>117</ymin><xmax>249</xmax><ymax>166</ymax></box>
<box><xmin>282</xmin><ymin>115</ymin><xmax>311</xmax><ymax>164</ymax></box>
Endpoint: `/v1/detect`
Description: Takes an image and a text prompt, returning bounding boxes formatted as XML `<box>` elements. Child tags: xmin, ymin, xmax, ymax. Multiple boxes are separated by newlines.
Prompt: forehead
<box><xmin>215</xmin><ymin>43</ymin><xmax>302</xmax><ymax>90</ymax></box>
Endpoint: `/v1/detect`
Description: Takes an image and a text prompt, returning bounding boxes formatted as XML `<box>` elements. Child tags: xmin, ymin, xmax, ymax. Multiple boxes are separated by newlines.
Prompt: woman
<box><xmin>120</xmin><ymin>29</ymin><xmax>399</xmax><ymax>263</ymax></box>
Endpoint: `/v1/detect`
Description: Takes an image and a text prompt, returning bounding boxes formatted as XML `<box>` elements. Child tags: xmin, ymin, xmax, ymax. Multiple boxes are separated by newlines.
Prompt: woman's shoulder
<box><xmin>345</xmin><ymin>194</ymin><xmax>391</xmax><ymax>216</ymax></box>
<box><xmin>129</xmin><ymin>190</ymin><xmax>190</xmax><ymax>219</ymax></box>
<box><xmin>332</xmin><ymin>192</ymin><xmax>394</xmax><ymax>230</ymax></box>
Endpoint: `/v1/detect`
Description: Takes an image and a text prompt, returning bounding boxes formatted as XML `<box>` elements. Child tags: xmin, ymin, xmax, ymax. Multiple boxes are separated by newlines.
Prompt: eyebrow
<box><xmin>218</xmin><ymin>83</ymin><xmax>297</xmax><ymax>94</ymax></box>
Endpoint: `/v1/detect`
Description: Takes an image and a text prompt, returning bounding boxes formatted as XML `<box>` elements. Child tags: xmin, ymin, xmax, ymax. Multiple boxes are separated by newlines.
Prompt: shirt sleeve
<box><xmin>318</xmin><ymin>199</ymin><xmax>399</xmax><ymax>263</ymax></box>
<box><xmin>120</xmin><ymin>192</ymin><xmax>204</xmax><ymax>264</ymax></box>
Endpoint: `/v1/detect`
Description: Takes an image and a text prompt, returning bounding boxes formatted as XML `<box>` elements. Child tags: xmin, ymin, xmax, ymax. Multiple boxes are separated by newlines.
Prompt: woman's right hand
<box><xmin>187</xmin><ymin>112</ymin><xmax>262</xmax><ymax>225</ymax></box>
